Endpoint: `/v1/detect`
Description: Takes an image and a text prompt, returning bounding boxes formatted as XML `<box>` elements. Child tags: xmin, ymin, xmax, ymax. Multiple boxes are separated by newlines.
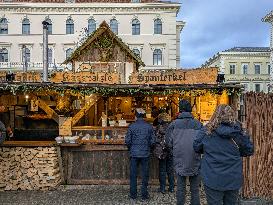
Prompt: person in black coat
<box><xmin>193</xmin><ymin>104</ymin><xmax>254</xmax><ymax>205</ymax></box>
<box><xmin>125</xmin><ymin>108</ymin><xmax>156</xmax><ymax>201</ymax></box>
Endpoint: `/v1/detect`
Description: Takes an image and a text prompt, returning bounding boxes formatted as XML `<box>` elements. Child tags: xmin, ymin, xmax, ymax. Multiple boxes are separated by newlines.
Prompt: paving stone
<box><xmin>0</xmin><ymin>185</ymin><xmax>207</xmax><ymax>205</ymax></box>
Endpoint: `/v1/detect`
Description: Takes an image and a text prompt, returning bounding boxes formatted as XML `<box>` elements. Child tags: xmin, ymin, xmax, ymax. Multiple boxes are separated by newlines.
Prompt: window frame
<box><xmin>0</xmin><ymin>48</ymin><xmax>8</xmax><ymax>62</ymax></box>
<box><xmin>0</xmin><ymin>18</ymin><xmax>8</xmax><ymax>34</ymax></box>
<box><xmin>242</xmin><ymin>64</ymin><xmax>248</xmax><ymax>75</ymax></box>
<box><xmin>255</xmin><ymin>84</ymin><xmax>261</xmax><ymax>92</ymax></box>
<box><xmin>254</xmin><ymin>64</ymin><xmax>261</xmax><ymax>75</ymax></box>
<box><xmin>154</xmin><ymin>18</ymin><xmax>162</xmax><ymax>34</ymax></box>
<box><xmin>66</xmin><ymin>18</ymin><xmax>74</xmax><ymax>35</ymax></box>
<box><xmin>153</xmin><ymin>49</ymin><xmax>162</xmax><ymax>65</ymax></box>
<box><xmin>88</xmin><ymin>19</ymin><xmax>96</xmax><ymax>34</ymax></box>
<box><xmin>132</xmin><ymin>48</ymin><xmax>140</xmax><ymax>57</ymax></box>
<box><xmin>132</xmin><ymin>19</ymin><xmax>140</xmax><ymax>35</ymax></box>
<box><xmin>110</xmin><ymin>19</ymin><xmax>118</xmax><ymax>35</ymax></box>
<box><xmin>66</xmin><ymin>48</ymin><xmax>73</xmax><ymax>59</ymax></box>
<box><xmin>22</xmin><ymin>18</ymin><xmax>30</xmax><ymax>35</ymax></box>
<box><xmin>229</xmin><ymin>64</ymin><xmax>236</xmax><ymax>74</ymax></box>
<box><xmin>268</xmin><ymin>64</ymin><xmax>271</xmax><ymax>75</ymax></box>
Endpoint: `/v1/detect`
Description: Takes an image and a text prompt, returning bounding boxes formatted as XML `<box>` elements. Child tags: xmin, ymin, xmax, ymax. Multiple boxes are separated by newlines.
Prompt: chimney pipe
<box><xmin>42</xmin><ymin>21</ymin><xmax>49</xmax><ymax>82</ymax></box>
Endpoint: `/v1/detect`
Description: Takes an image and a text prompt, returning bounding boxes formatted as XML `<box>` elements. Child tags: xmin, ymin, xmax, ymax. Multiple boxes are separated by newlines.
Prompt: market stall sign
<box><xmin>130</xmin><ymin>68</ymin><xmax>218</xmax><ymax>85</ymax></box>
<box><xmin>51</xmin><ymin>72</ymin><xmax>120</xmax><ymax>84</ymax></box>
<box><xmin>14</xmin><ymin>72</ymin><xmax>41</xmax><ymax>83</ymax></box>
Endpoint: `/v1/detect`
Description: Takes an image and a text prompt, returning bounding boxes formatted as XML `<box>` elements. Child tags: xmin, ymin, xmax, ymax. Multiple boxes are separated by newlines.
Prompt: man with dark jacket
<box><xmin>125</xmin><ymin>108</ymin><xmax>156</xmax><ymax>201</ymax></box>
<box><xmin>0</xmin><ymin>120</ymin><xmax>6</xmax><ymax>144</ymax></box>
<box><xmin>166</xmin><ymin>100</ymin><xmax>202</xmax><ymax>205</ymax></box>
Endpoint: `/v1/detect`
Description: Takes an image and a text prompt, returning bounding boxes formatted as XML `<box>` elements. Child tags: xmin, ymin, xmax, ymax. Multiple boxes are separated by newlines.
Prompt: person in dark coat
<box><xmin>193</xmin><ymin>104</ymin><xmax>254</xmax><ymax>205</ymax></box>
<box><xmin>0</xmin><ymin>120</ymin><xmax>6</xmax><ymax>144</ymax></box>
<box><xmin>166</xmin><ymin>100</ymin><xmax>203</xmax><ymax>205</ymax></box>
<box><xmin>153</xmin><ymin>112</ymin><xmax>174</xmax><ymax>194</ymax></box>
<box><xmin>125</xmin><ymin>108</ymin><xmax>156</xmax><ymax>201</ymax></box>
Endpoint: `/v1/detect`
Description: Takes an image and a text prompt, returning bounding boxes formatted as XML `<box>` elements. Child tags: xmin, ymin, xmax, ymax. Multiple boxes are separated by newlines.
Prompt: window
<box><xmin>88</xmin><ymin>19</ymin><xmax>96</xmax><ymax>34</ymax></box>
<box><xmin>0</xmin><ymin>18</ymin><xmax>8</xmax><ymax>34</ymax></box>
<box><xmin>22</xmin><ymin>47</ymin><xmax>30</xmax><ymax>63</ymax></box>
<box><xmin>0</xmin><ymin>48</ymin><xmax>8</xmax><ymax>62</ymax></box>
<box><xmin>243</xmin><ymin>84</ymin><xmax>248</xmax><ymax>92</ymax></box>
<box><xmin>229</xmin><ymin>64</ymin><xmax>235</xmax><ymax>74</ymax></box>
<box><xmin>110</xmin><ymin>19</ymin><xmax>118</xmax><ymax>35</ymax></box>
<box><xmin>154</xmin><ymin>18</ymin><xmax>162</xmax><ymax>34</ymax></box>
<box><xmin>132</xmin><ymin>19</ymin><xmax>140</xmax><ymax>35</ymax></box>
<box><xmin>268</xmin><ymin>86</ymin><xmax>271</xmax><ymax>93</ymax></box>
<box><xmin>254</xmin><ymin>64</ymin><xmax>261</xmax><ymax>74</ymax></box>
<box><xmin>48</xmin><ymin>48</ymin><xmax>53</xmax><ymax>64</ymax></box>
<box><xmin>153</xmin><ymin>49</ymin><xmax>162</xmax><ymax>65</ymax></box>
<box><xmin>46</xmin><ymin>19</ymin><xmax>52</xmax><ymax>35</ymax></box>
<box><xmin>132</xmin><ymin>48</ymin><xmax>140</xmax><ymax>57</ymax></box>
<box><xmin>268</xmin><ymin>64</ymin><xmax>271</xmax><ymax>75</ymax></box>
<box><xmin>255</xmin><ymin>84</ymin><xmax>261</xmax><ymax>92</ymax></box>
<box><xmin>66</xmin><ymin>48</ymin><xmax>73</xmax><ymax>59</ymax></box>
<box><xmin>131</xmin><ymin>0</ymin><xmax>140</xmax><ymax>2</ymax></box>
<box><xmin>22</xmin><ymin>18</ymin><xmax>30</xmax><ymax>35</ymax></box>
<box><xmin>242</xmin><ymin>64</ymin><xmax>248</xmax><ymax>74</ymax></box>
<box><xmin>66</xmin><ymin>18</ymin><xmax>74</xmax><ymax>34</ymax></box>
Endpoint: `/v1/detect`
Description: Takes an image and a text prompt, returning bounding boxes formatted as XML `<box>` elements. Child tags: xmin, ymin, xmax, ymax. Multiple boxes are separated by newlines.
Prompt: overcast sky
<box><xmin>177</xmin><ymin>0</ymin><xmax>273</xmax><ymax>68</ymax></box>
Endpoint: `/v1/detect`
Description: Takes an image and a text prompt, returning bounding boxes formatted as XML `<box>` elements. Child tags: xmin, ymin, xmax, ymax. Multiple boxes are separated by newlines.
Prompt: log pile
<box><xmin>0</xmin><ymin>147</ymin><xmax>61</xmax><ymax>191</ymax></box>
<box><xmin>243</xmin><ymin>92</ymin><xmax>273</xmax><ymax>200</ymax></box>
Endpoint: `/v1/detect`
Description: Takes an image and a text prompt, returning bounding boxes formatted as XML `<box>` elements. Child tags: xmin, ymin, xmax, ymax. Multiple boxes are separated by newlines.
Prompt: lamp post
<box><xmin>22</xmin><ymin>45</ymin><xmax>27</xmax><ymax>72</ymax></box>
<box><xmin>42</xmin><ymin>20</ymin><xmax>49</xmax><ymax>82</ymax></box>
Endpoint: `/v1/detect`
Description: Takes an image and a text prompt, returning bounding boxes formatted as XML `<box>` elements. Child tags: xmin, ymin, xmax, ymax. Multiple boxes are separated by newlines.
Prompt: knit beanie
<box><xmin>179</xmin><ymin>99</ymin><xmax>192</xmax><ymax>112</ymax></box>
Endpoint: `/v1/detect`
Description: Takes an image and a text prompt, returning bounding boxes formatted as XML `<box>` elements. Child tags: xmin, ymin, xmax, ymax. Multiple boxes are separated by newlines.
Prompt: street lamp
<box><xmin>42</xmin><ymin>20</ymin><xmax>49</xmax><ymax>82</ymax></box>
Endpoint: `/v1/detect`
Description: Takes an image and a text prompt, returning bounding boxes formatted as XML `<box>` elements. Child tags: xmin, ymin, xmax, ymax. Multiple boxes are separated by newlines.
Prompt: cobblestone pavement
<box><xmin>0</xmin><ymin>185</ymin><xmax>207</xmax><ymax>205</ymax></box>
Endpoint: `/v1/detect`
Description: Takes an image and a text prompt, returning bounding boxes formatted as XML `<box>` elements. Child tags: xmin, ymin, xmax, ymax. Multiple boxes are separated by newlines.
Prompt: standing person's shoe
<box><xmin>157</xmin><ymin>188</ymin><xmax>166</xmax><ymax>194</ymax></box>
<box><xmin>168</xmin><ymin>187</ymin><xmax>174</xmax><ymax>193</ymax></box>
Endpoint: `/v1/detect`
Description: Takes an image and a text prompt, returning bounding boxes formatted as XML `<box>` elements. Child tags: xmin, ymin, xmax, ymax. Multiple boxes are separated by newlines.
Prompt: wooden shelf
<box><xmin>1</xmin><ymin>141</ymin><xmax>56</xmax><ymax>147</ymax></box>
<box><xmin>72</xmin><ymin>126</ymin><xmax>128</xmax><ymax>130</ymax></box>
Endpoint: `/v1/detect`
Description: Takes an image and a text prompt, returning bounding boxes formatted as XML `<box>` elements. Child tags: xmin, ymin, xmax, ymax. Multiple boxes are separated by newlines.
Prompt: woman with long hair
<box><xmin>193</xmin><ymin>104</ymin><xmax>254</xmax><ymax>205</ymax></box>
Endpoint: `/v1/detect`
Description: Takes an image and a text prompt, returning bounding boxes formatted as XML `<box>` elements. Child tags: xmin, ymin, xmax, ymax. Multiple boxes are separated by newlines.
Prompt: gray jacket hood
<box><xmin>214</xmin><ymin>122</ymin><xmax>241</xmax><ymax>139</ymax></box>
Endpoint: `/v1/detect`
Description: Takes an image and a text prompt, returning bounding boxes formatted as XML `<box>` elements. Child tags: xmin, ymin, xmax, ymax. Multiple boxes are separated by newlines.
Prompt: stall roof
<box><xmin>0</xmin><ymin>82</ymin><xmax>242</xmax><ymax>96</ymax></box>
<box><xmin>63</xmin><ymin>21</ymin><xmax>145</xmax><ymax>67</ymax></box>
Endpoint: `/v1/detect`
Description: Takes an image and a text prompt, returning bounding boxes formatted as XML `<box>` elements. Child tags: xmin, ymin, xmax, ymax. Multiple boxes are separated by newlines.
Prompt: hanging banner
<box><xmin>130</xmin><ymin>68</ymin><xmax>218</xmax><ymax>85</ymax></box>
<box><xmin>51</xmin><ymin>71</ymin><xmax>120</xmax><ymax>84</ymax></box>
<box><xmin>14</xmin><ymin>72</ymin><xmax>41</xmax><ymax>82</ymax></box>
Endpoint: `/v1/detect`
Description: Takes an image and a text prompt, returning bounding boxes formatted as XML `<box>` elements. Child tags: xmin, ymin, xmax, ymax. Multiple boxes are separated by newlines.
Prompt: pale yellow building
<box><xmin>202</xmin><ymin>47</ymin><xmax>271</xmax><ymax>93</ymax></box>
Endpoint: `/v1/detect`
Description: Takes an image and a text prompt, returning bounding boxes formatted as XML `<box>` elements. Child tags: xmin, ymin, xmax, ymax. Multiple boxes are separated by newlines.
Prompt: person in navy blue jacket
<box><xmin>193</xmin><ymin>104</ymin><xmax>254</xmax><ymax>205</ymax></box>
<box><xmin>125</xmin><ymin>108</ymin><xmax>156</xmax><ymax>201</ymax></box>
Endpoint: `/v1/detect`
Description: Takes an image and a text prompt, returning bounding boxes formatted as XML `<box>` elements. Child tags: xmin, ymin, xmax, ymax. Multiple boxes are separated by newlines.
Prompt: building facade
<box><xmin>0</xmin><ymin>0</ymin><xmax>184</xmax><ymax>71</ymax></box>
<box><xmin>262</xmin><ymin>11</ymin><xmax>273</xmax><ymax>90</ymax></box>
<box><xmin>202</xmin><ymin>47</ymin><xmax>271</xmax><ymax>93</ymax></box>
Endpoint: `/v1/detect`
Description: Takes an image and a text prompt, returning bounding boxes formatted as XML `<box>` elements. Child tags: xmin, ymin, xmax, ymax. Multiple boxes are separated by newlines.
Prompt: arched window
<box><xmin>132</xmin><ymin>19</ymin><xmax>140</xmax><ymax>35</ymax></box>
<box><xmin>46</xmin><ymin>19</ymin><xmax>52</xmax><ymax>35</ymax></box>
<box><xmin>132</xmin><ymin>48</ymin><xmax>140</xmax><ymax>57</ymax></box>
<box><xmin>22</xmin><ymin>18</ymin><xmax>30</xmax><ymax>35</ymax></box>
<box><xmin>154</xmin><ymin>18</ymin><xmax>162</xmax><ymax>34</ymax></box>
<box><xmin>0</xmin><ymin>18</ymin><xmax>8</xmax><ymax>34</ymax></box>
<box><xmin>48</xmin><ymin>48</ymin><xmax>53</xmax><ymax>64</ymax></box>
<box><xmin>66</xmin><ymin>48</ymin><xmax>73</xmax><ymax>59</ymax></box>
<box><xmin>0</xmin><ymin>48</ymin><xmax>8</xmax><ymax>62</ymax></box>
<box><xmin>153</xmin><ymin>49</ymin><xmax>162</xmax><ymax>65</ymax></box>
<box><xmin>110</xmin><ymin>19</ymin><xmax>118</xmax><ymax>35</ymax></box>
<box><xmin>88</xmin><ymin>19</ymin><xmax>96</xmax><ymax>34</ymax></box>
<box><xmin>66</xmin><ymin>18</ymin><xmax>74</xmax><ymax>34</ymax></box>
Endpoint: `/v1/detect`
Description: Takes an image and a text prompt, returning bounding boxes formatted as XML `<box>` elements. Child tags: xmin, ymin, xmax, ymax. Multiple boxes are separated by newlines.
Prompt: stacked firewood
<box><xmin>243</xmin><ymin>92</ymin><xmax>273</xmax><ymax>200</ymax></box>
<box><xmin>0</xmin><ymin>147</ymin><xmax>61</xmax><ymax>191</ymax></box>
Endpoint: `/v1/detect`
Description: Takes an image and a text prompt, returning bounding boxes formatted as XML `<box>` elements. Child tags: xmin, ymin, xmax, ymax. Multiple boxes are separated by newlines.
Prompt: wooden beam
<box><xmin>37</xmin><ymin>98</ymin><xmax>59</xmax><ymax>123</ymax></box>
<box><xmin>71</xmin><ymin>94</ymin><xmax>100</xmax><ymax>126</ymax></box>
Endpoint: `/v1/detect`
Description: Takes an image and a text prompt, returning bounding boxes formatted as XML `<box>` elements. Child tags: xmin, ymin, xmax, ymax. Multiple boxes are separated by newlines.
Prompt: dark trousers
<box><xmin>129</xmin><ymin>157</ymin><xmax>150</xmax><ymax>199</ymax></box>
<box><xmin>204</xmin><ymin>185</ymin><xmax>239</xmax><ymax>205</ymax></box>
<box><xmin>159</xmin><ymin>155</ymin><xmax>174</xmax><ymax>192</ymax></box>
<box><xmin>177</xmin><ymin>174</ymin><xmax>200</xmax><ymax>205</ymax></box>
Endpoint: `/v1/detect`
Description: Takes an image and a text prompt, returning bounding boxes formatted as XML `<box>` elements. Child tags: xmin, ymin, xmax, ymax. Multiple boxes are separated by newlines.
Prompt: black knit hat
<box><xmin>179</xmin><ymin>99</ymin><xmax>192</xmax><ymax>112</ymax></box>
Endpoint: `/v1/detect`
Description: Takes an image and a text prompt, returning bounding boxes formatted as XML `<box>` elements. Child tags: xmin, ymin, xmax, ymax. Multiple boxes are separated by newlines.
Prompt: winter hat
<box><xmin>135</xmin><ymin>108</ymin><xmax>146</xmax><ymax>118</ymax></box>
<box><xmin>179</xmin><ymin>99</ymin><xmax>192</xmax><ymax>112</ymax></box>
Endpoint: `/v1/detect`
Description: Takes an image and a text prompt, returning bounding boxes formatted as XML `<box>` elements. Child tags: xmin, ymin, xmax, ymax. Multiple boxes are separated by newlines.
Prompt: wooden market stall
<box><xmin>0</xmin><ymin>21</ymin><xmax>242</xmax><ymax>189</ymax></box>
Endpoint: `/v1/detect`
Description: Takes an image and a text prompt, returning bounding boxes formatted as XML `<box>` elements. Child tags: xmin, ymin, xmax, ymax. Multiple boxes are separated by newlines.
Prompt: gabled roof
<box><xmin>63</xmin><ymin>21</ymin><xmax>145</xmax><ymax>67</ymax></box>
